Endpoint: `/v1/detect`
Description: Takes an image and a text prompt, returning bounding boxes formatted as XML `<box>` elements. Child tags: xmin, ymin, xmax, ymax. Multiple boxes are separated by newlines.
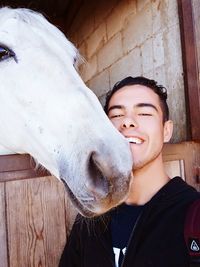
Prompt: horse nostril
<box><xmin>87</xmin><ymin>152</ymin><xmax>110</xmax><ymax>198</ymax></box>
<box><xmin>88</xmin><ymin>152</ymin><xmax>103</xmax><ymax>177</ymax></box>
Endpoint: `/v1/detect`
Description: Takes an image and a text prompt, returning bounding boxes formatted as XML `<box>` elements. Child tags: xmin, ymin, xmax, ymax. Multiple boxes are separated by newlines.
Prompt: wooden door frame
<box><xmin>0</xmin><ymin>154</ymin><xmax>49</xmax><ymax>182</ymax></box>
<box><xmin>178</xmin><ymin>0</ymin><xmax>200</xmax><ymax>141</ymax></box>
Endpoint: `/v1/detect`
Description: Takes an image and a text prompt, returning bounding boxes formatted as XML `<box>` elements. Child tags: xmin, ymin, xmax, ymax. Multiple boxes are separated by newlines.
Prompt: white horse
<box><xmin>0</xmin><ymin>7</ymin><xmax>132</xmax><ymax>217</ymax></box>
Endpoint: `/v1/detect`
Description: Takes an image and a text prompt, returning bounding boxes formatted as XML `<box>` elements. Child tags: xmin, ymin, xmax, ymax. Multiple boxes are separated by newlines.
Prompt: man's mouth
<box><xmin>126</xmin><ymin>137</ymin><xmax>144</xmax><ymax>144</ymax></box>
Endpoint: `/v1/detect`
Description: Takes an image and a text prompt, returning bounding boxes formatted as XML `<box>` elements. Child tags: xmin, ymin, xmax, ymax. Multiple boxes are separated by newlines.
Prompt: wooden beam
<box><xmin>0</xmin><ymin>184</ymin><xmax>8</xmax><ymax>267</ymax></box>
<box><xmin>0</xmin><ymin>154</ymin><xmax>49</xmax><ymax>182</ymax></box>
<box><xmin>178</xmin><ymin>0</ymin><xmax>200</xmax><ymax>141</ymax></box>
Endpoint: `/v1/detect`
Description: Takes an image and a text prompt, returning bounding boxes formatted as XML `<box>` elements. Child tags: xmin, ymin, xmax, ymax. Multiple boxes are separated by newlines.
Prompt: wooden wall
<box><xmin>0</xmin><ymin>141</ymin><xmax>199</xmax><ymax>267</ymax></box>
<box><xmin>0</xmin><ymin>155</ymin><xmax>76</xmax><ymax>267</ymax></box>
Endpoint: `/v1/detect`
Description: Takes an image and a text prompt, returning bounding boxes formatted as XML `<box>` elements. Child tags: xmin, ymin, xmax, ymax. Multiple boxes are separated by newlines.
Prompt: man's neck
<box><xmin>125</xmin><ymin>155</ymin><xmax>170</xmax><ymax>205</ymax></box>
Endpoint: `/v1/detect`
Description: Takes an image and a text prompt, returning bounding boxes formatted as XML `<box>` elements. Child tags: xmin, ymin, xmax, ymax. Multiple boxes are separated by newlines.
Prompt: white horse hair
<box><xmin>0</xmin><ymin>7</ymin><xmax>132</xmax><ymax>217</ymax></box>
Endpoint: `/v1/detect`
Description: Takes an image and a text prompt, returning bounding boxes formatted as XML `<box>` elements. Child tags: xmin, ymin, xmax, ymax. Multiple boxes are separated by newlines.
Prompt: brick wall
<box><xmin>67</xmin><ymin>0</ymin><xmax>186</xmax><ymax>142</ymax></box>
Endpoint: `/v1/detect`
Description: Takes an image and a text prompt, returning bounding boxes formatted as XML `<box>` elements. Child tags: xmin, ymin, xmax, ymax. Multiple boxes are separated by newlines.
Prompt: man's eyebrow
<box><xmin>108</xmin><ymin>105</ymin><xmax>124</xmax><ymax>113</ymax></box>
<box><xmin>136</xmin><ymin>103</ymin><xmax>158</xmax><ymax>112</ymax></box>
<box><xmin>108</xmin><ymin>103</ymin><xmax>158</xmax><ymax>113</ymax></box>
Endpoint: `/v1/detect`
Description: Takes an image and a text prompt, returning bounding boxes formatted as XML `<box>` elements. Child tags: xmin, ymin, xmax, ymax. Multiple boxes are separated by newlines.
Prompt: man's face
<box><xmin>107</xmin><ymin>85</ymin><xmax>173</xmax><ymax>170</ymax></box>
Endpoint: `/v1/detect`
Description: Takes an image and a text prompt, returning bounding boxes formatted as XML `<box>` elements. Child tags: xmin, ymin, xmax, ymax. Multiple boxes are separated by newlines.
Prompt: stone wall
<box><xmin>67</xmin><ymin>0</ymin><xmax>186</xmax><ymax>142</ymax></box>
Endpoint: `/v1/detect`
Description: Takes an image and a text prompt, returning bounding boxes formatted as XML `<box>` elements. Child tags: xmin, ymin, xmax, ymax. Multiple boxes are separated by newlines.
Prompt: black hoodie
<box><xmin>59</xmin><ymin>177</ymin><xmax>200</xmax><ymax>267</ymax></box>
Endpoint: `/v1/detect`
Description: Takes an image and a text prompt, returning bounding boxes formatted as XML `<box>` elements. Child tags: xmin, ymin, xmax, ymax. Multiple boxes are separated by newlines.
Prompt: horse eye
<box><xmin>0</xmin><ymin>46</ymin><xmax>15</xmax><ymax>62</ymax></box>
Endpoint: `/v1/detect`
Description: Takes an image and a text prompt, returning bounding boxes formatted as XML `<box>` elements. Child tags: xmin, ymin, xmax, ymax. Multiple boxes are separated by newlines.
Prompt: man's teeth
<box><xmin>126</xmin><ymin>137</ymin><xmax>143</xmax><ymax>144</ymax></box>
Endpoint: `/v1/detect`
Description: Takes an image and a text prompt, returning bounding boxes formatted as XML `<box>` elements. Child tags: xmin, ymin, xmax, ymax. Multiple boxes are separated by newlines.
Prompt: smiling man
<box><xmin>59</xmin><ymin>77</ymin><xmax>200</xmax><ymax>267</ymax></box>
<box><xmin>105</xmin><ymin>78</ymin><xmax>173</xmax><ymax>206</ymax></box>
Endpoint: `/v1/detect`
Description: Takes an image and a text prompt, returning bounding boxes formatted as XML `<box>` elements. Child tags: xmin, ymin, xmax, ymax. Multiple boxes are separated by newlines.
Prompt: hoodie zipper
<box><xmin>120</xmin><ymin>211</ymin><xmax>144</xmax><ymax>267</ymax></box>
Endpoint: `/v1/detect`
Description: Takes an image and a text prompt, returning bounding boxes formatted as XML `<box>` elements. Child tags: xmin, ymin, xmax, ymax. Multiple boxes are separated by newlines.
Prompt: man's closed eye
<box><xmin>138</xmin><ymin>113</ymin><xmax>152</xmax><ymax>116</ymax></box>
<box><xmin>110</xmin><ymin>114</ymin><xmax>124</xmax><ymax>118</ymax></box>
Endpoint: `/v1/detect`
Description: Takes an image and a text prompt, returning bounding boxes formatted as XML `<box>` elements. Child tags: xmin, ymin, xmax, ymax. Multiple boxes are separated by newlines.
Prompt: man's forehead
<box><xmin>109</xmin><ymin>85</ymin><xmax>160</xmax><ymax>104</ymax></box>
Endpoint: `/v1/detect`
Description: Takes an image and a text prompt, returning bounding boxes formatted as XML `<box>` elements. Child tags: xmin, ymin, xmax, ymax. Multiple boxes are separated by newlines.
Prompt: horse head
<box><xmin>0</xmin><ymin>7</ymin><xmax>133</xmax><ymax>217</ymax></box>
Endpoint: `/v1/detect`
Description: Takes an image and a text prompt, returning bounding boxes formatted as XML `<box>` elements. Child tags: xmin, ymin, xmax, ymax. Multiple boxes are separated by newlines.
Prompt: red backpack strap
<box><xmin>184</xmin><ymin>199</ymin><xmax>200</xmax><ymax>266</ymax></box>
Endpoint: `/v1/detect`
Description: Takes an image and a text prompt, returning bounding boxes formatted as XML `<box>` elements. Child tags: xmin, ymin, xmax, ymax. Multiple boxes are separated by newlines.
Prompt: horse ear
<box><xmin>163</xmin><ymin>120</ymin><xmax>173</xmax><ymax>143</ymax></box>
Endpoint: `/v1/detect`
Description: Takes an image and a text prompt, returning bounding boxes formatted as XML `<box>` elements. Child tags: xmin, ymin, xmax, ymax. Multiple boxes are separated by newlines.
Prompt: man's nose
<box><xmin>121</xmin><ymin>117</ymin><xmax>137</xmax><ymax>129</ymax></box>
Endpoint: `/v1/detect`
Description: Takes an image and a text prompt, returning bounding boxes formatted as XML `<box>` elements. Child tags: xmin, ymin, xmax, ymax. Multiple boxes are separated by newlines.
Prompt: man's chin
<box><xmin>132</xmin><ymin>152</ymin><xmax>163</xmax><ymax>172</ymax></box>
<box><xmin>132</xmin><ymin>159</ymin><xmax>146</xmax><ymax>171</ymax></box>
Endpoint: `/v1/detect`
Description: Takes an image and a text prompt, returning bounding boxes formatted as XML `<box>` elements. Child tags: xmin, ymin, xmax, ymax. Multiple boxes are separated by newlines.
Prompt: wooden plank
<box><xmin>164</xmin><ymin>160</ymin><xmax>185</xmax><ymax>180</ymax></box>
<box><xmin>163</xmin><ymin>142</ymin><xmax>200</xmax><ymax>190</ymax></box>
<box><xmin>0</xmin><ymin>169</ymin><xmax>49</xmax><ymax>183</ymax></box>
<box><xmin>0</xmin><ymin>183</ymin><xmax>8</xmax><ymax>267</ymax></box>
<box><xmin>0</xmin><ymin>154</ymin><xmax>49</xmax><ymax>182</ymax></box>
<box><xmin>192</xmin><ymin>0</ymin><xmax>200</xmax><ymax>68</ymax></box>
<box><xmin>0</xmin><ymin>154</ymin><xmax>33</xmax><ymax>172</ymax></box>
<box><xmin>177</xmin><ymin>0</ymin><xmax>200</xmax><ymax>140</ymax></box>
<box><xmin>6</xmin><ymin>176</ymin><xmax>74</xmax><ymax>267</ymax></box>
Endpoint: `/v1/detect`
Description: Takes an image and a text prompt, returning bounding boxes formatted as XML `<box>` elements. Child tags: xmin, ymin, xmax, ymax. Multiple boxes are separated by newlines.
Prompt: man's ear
<box><xmin>163</xmin><ymin>120</ymin><xmax>173</xmax><ymax>143</ymax></box>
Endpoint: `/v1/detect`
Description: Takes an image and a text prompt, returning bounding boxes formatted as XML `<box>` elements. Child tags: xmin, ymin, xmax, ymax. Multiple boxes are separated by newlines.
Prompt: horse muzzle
<box><xmin>60</xmin><ymin>151</ymin><xmax>132</xmax><ymax>217</ymax></box>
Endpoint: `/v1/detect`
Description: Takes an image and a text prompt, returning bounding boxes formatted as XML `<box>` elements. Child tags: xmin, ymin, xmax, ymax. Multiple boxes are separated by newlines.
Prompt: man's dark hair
<box><xmin>104</xmin><ymin>76</ymin><xmax>169</xmax><ymax>122</ymax></box>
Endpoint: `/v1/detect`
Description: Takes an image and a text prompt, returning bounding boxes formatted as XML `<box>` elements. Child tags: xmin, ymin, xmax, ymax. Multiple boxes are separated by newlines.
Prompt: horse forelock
<box><xmin>0</xmin><ymin>7</ymin><xmax>81</xmax><ymax>67</ymax></box>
